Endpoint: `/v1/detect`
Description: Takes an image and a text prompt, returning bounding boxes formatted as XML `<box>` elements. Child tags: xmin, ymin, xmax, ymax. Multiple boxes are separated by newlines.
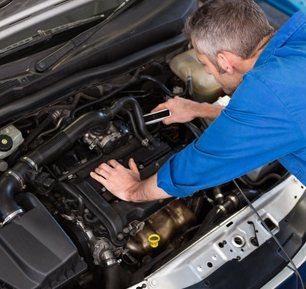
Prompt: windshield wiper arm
<box><xmin>35</xmin><ymin>0</ymin><xmax>140</xmax><ymax>72</ymax></box>
<box><xmin>0</xmin><ymin>14</ymin><xmax>105</xmax><ymax>59</ymax></box>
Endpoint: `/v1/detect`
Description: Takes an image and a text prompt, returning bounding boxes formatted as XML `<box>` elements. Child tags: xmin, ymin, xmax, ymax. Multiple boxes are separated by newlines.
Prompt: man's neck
<box><xmin>239</xmin><ymin>34</ymin><xmax>274</xmax><ymax>74</ymax></box>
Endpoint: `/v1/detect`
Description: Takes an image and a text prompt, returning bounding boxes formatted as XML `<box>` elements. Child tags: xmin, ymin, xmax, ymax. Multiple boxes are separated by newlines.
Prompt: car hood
<box><xmin>0</xmin><ymin>0</ymin><xmax>122</xmax><ymax>50</ymax></box>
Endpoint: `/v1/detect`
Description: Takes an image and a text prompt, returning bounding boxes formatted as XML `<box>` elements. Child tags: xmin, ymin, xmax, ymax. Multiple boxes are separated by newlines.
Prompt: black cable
<box><xmin>232</xmin><ymin>180</ymin><xmax>304</xmax><ymax>289</ymax></box>
<box><xmin>139</xmin><ymin>75</ymin><xmax>185</xmax><ymax>97</ymax></box>
<box><xmin>71</xmin><ymin>71</ymin><xmax>140</xmax><ymax>118</ymax></box>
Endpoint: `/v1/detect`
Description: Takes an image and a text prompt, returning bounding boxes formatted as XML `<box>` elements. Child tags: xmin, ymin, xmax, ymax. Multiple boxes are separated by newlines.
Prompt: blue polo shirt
<box><xmin>157</xmin><ymin>11</ymin><xmax>306</xmax><ymax>197</ymax></box>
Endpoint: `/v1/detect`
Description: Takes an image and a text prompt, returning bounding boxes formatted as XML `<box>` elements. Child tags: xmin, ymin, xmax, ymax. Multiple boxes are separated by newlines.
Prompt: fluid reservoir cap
<box><xmin>148</xmin><ymin>234</ymin><xmax>161</xmax><ymax>248</ymax></box>
<box><xmin>0</xmin><ymin>135</ymin><xmax>13</xmax><ymax>152</ymax></box>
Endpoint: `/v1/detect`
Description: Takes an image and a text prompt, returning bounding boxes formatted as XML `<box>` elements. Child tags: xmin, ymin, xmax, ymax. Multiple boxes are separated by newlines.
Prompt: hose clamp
<box><xmin>7</xmin><ymin>170</ymin><xmax>25</xmax><ymax>189</ymax></box>
<box><xmin>217</xmin><ymin>205</ymin><xmax>227</xmax><ymax>213</ymax></box>
<box><xmin>2</xmin><ymin>209</ymin><xmax>24</xmax><ymax>226</ymax></box>
<box><xmin>228</xmin><ymin>195</ymin><xmax>239</xmax><ymax>207</ymax></box>
<box><xmin>21</xmin><ymin>156</ymin><xmax>38</xmax><ymax>171</ymax></box>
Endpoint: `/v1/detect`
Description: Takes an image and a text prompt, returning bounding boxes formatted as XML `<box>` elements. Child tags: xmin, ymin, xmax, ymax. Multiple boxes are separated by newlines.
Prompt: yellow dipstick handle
<box><xmin>148</xmin><ymin>234</ymin><xmax>161</xmax><ymax>248</ymax></box>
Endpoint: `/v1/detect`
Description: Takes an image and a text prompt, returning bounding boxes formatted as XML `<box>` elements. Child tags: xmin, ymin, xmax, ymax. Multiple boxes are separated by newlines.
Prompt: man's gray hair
<box><xmin>185</xmin><ymin>0</ymin><xmax>274</xmax><ymax>60</ymax></box>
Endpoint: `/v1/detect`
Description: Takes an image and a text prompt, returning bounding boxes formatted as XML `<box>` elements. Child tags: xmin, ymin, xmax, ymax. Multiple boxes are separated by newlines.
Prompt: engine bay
<box><xmin>0</xmin><ymin>52</ymin><xmax>289</xmax><ymax>289</ymax></box>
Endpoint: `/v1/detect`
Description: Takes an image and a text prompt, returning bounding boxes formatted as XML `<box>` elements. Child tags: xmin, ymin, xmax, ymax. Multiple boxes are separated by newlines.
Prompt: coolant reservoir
<box><xmin>170</xmin><ymin>49</ymin><xmax>223</xmax><ymax>103</ymax></box>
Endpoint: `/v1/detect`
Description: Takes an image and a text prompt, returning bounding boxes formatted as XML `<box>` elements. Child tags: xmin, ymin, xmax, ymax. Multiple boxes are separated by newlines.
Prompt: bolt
<box><xmin>197</xmin><ymin>265</ymin><xmax>203</xmax><ymax>272</ymax></box>
<box><xmin>117</xmin><ymin>233</ymin><xmax>124</xmax><ymax>241</ymax></box>
<box><xmin>250</xmin><ymin>237</ymin><xmax>259</xmax><ymax>247</ymax></box>
<box><xmin>149</xmin><ymin>279</ymin><xmax>158</xmax><ymax>288</ymax></box>
<box><xmin>123</xmin><ymin>227</ymin><xmax>130</xmax><ymax>234</ymax></box>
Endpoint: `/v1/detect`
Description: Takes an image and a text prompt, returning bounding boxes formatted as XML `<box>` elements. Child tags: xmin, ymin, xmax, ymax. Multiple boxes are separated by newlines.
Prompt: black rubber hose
<box><xmin>22</xmin><ymin>114</ymin><xmax>54</xmax><ymax>149</ymax></box>
<box><xmin>0</xmin><ymin>161</ymin><xmax>34</xmax><ymax>222</ymax></box>
<box><xmin>0</xmin><ymin>97</ymin><xmax>157</xmax><ymax>223</ymax></box>
<box><xmin>240</xmin><ymin>173</ymin><xmax>281</xmax><ymax>188</ymax></box>
<box><xmin>100</xmin><ymin>264</ymin><xmax>128</xmax><ymax>289</ymax></box>
<box><xmin>196</xmin><ymin>194</ymin><xmax>241</xmax><ymax>237</ymax></box>
<box><xmin>108</xmin><ymin>97</ymin><xmax>158</xmax><ymax>146</ymax></box>
<box><xmin>196</xmin><ymin>207</ymin><xmax>225</xmax><ymax>236</ymax></box>
<box><xmin>71</xmin><ymin>71</ymin><xmax>140</xmax><ymax>118</ymax></box>
<box><xmin>27</xmin><ymin>96</ymin><xmax>156</xmax><ymax>166</ymax></box>
<box><xmin>184</xmin><ymin>122</ymin><xmax>202</xmax><ymax>138</ymax></box>
<box><xmin>139</xmin><ymin>75</ymin><xmax>185</xmax><ymax>97</ymax></box>
<box><xmin>0</xmin><ymin>173</ymin><xmax>23</xmax><ymax>221</ymax></box>
<box><xmin>27</xmin><ymin>111</ymin><xmax>109</xmax><ymax>166</ymax></box>
<box><xmin>122</xmin><ymin>108</ymin><xmax>143</xmax><ymax>143</ymax></box>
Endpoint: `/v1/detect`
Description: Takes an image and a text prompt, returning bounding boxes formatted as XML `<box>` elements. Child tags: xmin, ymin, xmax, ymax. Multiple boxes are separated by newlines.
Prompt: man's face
<box><xmin>194</xmin><ymin>48</ymin><xmax>243</xmax><ymax>95</ymax></box>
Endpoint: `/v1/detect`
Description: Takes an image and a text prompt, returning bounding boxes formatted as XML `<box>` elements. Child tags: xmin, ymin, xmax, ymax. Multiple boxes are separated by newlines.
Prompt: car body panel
<box><xmin>263</xmin><ymin>0</ymin><xmax>306</xmax><ymax>15</ymax></box>
<box><xmin>129</xmin><ymin>176</ymin><xmax>306</xmax><ymax>289</ymax></box>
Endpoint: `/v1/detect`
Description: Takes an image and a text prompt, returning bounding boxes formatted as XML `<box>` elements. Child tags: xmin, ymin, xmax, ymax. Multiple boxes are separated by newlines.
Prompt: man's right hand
<box><xmin>152</xmin><ymin>96</ymin><xmax>224</xmax><ymax>125</ymax></box>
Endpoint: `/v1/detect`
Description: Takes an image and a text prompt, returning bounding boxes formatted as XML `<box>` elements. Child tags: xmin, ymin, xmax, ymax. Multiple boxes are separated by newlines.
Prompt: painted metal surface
<box><xmin>263</xmin><ymin>0</ymin><xmax>306</xmax><ymax>15</ymax></box>
<box><xmin>129</xmin><ymin>176</ymin><xmax>305</xmax><ymax>289</ymax></box>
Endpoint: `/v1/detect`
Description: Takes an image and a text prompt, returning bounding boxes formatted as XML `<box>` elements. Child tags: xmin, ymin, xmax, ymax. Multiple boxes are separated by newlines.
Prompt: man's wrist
<box><xmin>127</xmin><ymin>180</ymin><xmax>146</xmax><ymax>202</ymax></box>
<box><xmin>129</xmin><ymin>175</ymin><xmax>172</xmax><ymax>202</ymax></box>
<box><xmin>195</xmin><ymin>102</ymin><xmax>224</xmax><ymax>120</ymax></box>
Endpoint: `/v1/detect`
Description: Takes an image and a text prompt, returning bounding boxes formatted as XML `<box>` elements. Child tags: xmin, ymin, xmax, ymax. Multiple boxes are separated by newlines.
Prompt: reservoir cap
<box><xmin>0</xmin><ymin>135</ymin><xmax>13</xmax><ymax>152</ymax></box>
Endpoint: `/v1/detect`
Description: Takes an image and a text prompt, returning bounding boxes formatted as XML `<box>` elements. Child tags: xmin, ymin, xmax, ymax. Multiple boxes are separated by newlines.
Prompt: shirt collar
<box><xmin>255</xmin><ymin>11</ymin><xmax>306</xmax><ymax>67</ymax></box>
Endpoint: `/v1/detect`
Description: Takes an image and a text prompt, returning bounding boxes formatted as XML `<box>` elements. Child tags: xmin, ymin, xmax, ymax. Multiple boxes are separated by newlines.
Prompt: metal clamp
<box><xmin>1</xmin><ymin>209</ymin><xmax>24</xmax><ymax>226</ymax></box>
<box><xmin>21</xmin><ymin>156</ymin><xmax>38</xmax><ymax>171</ymax></box>
<box><xmin>7</xmin><ymin>170</ymin><xmax>25</xmax><ymax>189</ymax></box>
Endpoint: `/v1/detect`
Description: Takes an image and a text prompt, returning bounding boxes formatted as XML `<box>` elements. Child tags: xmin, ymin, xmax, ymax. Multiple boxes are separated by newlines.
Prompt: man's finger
<box><xmin>108</xmin><ymin>159</ymin><xmax>123</xmax><ymax>169</ymax></box>
<box><xmin>95</xmin><ymin>168</ymin><xmax>110</xmax><ymax>179</ymax></box>
<box><xmin>129</xmin><ymin>158</ymin><xmax>139</xmax><ymax>175</ymax></box>
<box><xmin>98</xmin><ymin>163</ymin><xmax>113</xmax><ymax>173</ymax></box>
<box><xmin>163</xmin><ymin>117</ymin><xmax>175</xmax><ymax>125</ymax></box>
<box><xmin>151</xmin><ymin>103</ymin><xmax>167</xmax><ymax>112</ymax></box>
<box><xmin>90</xmin><ymin>172</ymin><xmax>108</xmax><ymax>186</ymax></box>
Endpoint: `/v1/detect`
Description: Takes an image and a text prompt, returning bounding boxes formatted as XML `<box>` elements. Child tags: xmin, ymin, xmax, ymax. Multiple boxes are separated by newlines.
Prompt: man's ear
<box><xmin>216</xmin><ymin>52</ymin><xmax>234</xmax><ymax>74</ymax></box>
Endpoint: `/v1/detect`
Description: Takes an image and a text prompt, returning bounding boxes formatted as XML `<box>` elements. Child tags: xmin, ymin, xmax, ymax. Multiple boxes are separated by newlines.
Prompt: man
<box><xmin>91</xmin><ymin>0</ymin><xmax>306</xmax><ymax>202</ymax></box>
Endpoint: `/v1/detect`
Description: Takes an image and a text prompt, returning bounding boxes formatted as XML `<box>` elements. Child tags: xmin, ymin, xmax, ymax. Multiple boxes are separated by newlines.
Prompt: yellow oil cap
<box><xmin>148</xmin><ymin>234</ymin><xmax>160</xmax><ymax>248</ymax></box>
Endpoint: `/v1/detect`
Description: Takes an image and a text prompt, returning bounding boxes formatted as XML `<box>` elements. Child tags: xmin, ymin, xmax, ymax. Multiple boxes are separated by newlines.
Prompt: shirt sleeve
<box><xmin>157</xmin><ymin>74</ymin><xmax>305</xmax><ymax>197</ymax></box>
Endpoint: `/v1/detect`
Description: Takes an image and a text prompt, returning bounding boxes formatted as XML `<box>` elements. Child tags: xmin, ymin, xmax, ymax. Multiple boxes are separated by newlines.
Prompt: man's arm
<box><xmin>91</xmin><ymin>75</ymin><xmax>305</xmax><ymax>201</ymax></box>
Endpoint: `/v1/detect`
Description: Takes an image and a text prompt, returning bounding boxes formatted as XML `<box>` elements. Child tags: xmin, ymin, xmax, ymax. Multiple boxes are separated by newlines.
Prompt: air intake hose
<box><xmin>0</xmin><ymin>97</ymin><xmax>155</xmax><ymax>224</ymax></box>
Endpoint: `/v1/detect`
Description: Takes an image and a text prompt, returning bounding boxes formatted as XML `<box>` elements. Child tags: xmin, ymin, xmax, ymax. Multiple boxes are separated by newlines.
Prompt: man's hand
<box><xmin>90</xmin><ymin>159</ymin><xmax>171</xmax><ymax>202</ymax></box>
<box><xmin>152</xmin><ymin>96</ymin><xmax>224</xmax><ymax>125</ymax></box>
<box><xmin>152</xmin><ymin>96</ymin><xmax>200</xmax><ymax>125</ymax></box>
<box><xmin>90</xmin><ymin>159</ymin><xmax>142</xmax><ymax>202</ymax></box>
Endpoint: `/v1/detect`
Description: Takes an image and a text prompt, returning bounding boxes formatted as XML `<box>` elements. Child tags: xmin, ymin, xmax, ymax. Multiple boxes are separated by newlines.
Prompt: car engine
<box><xmin>0</xmin><ymin>56</ymin><xmax>289</xmax><ymax>289</ymax></box>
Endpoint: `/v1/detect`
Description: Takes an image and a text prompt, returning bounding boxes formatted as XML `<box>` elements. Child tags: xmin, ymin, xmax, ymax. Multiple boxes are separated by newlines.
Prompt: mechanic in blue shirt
<box><xmin>91</xmin><ymin>0</ymin><xmax>306</xmax><ymax>202</ymax></box>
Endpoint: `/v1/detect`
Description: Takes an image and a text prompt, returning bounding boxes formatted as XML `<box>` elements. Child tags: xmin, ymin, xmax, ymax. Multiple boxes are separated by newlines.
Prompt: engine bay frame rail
<box><xmin>129</xmin><ymin>175</ymin><xmax>305</xmax><ymax>289</ymax></box>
